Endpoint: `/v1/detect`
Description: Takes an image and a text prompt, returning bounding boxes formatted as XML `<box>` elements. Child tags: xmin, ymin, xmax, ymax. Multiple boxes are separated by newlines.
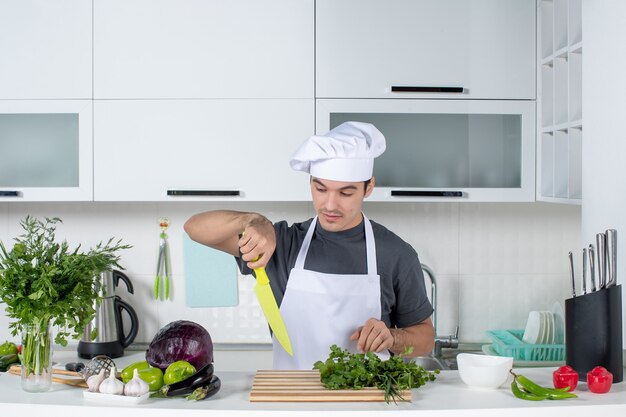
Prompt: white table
<box><xmin>1</xmin><ymin>349</ymin><xmax>625</xmax><ymax>417</ymax></box>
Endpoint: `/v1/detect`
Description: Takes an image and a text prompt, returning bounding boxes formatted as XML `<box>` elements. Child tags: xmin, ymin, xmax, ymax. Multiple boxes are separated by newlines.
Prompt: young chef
<box><xmin>184</xmin><ymin>121</ymin><xmax>434</xmax><ymax>370</ymax></box>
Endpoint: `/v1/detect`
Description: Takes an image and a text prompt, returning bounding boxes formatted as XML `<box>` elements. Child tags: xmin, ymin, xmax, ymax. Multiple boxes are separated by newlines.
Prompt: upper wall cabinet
<box><xmin>0</xmin><ymin>100</ymin><xmax>93</xmax><ymax>201</ymax></box>
<box><xmin>317</xmin><ymin>99</ymin><xmax>536</xmax><ymax>202</ymax></box>
<box><xmin>0</xmin><ymin>0</ymin><xmax>92</xmax><ymax>99</ymax></box>
<box><xmin>93</xmin><ymin>99</ymin><xmax>313</xmax><ymax>201</ymax></box>
<box><xmin>316</xmin><ymin>0</ymin><xmax>536</xmax><ymax>100</ymax></box>
<box><xmin>93</xmin><ymin>0</ymin><xmax>314</xmax><ymax>99</ymax></box>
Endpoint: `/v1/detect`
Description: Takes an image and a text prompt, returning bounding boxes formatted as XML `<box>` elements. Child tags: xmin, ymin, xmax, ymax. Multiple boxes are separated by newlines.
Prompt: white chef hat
<box><xmin>289</xmin><ymin>121</ymin><xmax>386</xmax><ymax>182</ymax></box>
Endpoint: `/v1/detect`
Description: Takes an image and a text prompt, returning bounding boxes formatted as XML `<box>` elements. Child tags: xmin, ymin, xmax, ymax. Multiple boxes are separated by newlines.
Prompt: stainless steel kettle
<box><xmin>77</xmin><ymin>270</ymin><xmax>139</xmax><ymax>359</ymax></box>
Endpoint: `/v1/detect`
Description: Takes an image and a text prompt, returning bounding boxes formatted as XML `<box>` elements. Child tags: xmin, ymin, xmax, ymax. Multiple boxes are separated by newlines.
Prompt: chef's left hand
<box><xmin>350</xmin><ymin>318</ymin><xmax>394</xmax><ymax>353</ymax></box>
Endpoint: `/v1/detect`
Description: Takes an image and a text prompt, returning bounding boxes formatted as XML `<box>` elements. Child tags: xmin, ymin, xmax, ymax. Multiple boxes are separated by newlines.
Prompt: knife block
<box><xmin>565</xmin><ymin>285</ymin><xmax>623</xmax><ymax>383</ymax></box>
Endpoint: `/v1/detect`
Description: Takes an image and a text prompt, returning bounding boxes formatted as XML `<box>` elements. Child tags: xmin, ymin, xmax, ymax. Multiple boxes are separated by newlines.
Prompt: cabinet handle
<box><xmin>391</xmin><ymin>190</ymin><xmax>463</xmax><ymax>197</ymax></box>
<box><xmin>0</xmin><ymin>191</ymin><xmax>21</xmax><ymax>197</ymax></box>
<box><xmin>167</xmin><ymin>190</ymin><xmax>240</xmax><ymax>197</ymax></box>
<box><xmin>391</xmin><ymin>86</ymin><xmax>464</xmax><ymax>93</ymax></box>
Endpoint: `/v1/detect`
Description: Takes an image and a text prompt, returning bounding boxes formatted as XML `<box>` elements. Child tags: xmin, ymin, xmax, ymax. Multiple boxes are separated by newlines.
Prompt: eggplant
<box><xmin>186</xmin><ymin>375</ymin><xmax>221</xmax><ymax>401</ymax></box>
<box><xmin>157</xmin><ymin>362</ymin><xmax>214</xmax><ymax>397</ymax></box>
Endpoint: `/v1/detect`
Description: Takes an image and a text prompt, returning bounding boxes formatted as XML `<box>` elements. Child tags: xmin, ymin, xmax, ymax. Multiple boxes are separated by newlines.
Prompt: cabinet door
<box><xmin>0</xmin><ymin>100</ymin><xmax>93</xmax><ymax>201</ymax></box>
<box><xmin>0</xmin><ymin>0</ymin><xmax>91</xmax><ymax>99</ymax></box>
<box><xmin>94</xmin><ymin>100</ymin><xmax>313</xmax><ymax>201</ymax></box>
<box><xmin>316</xmin><ymin>0</ymin><xmax>535</xmax><ymax>99</ymax></box>
<box><xmin>317</xmin><ymin>99</ymin><xmax>535</xmax><ymax>202</ymax></box>
<box><xmin>94</xmin><ymin>0</ymin><xmax>314</xmax><ymax>99</ymax></box>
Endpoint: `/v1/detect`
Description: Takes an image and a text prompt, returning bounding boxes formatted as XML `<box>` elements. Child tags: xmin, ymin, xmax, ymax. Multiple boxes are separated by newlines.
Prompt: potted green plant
<box><xmin>0</xmin><ymin>216</ymin><xmax>130</xmax><ymax>392</ymax></box>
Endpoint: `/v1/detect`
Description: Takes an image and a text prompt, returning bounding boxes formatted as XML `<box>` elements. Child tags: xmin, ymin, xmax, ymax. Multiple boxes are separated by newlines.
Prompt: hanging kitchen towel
<box><xmin>183</xmin><ymin>233</ymin><xmax>239</xmax><ymax>307</ymax></box>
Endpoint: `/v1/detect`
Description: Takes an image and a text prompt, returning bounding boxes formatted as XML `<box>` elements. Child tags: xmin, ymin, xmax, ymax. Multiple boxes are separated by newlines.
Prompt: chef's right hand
<box><xmin>238</xmin><ymin>214</ymin><xmax>276</xmax><ymax>269</ymax></box>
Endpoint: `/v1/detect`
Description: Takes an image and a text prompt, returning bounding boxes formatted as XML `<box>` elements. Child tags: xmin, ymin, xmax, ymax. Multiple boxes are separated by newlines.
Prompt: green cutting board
<box><xmin>183</xmin><ymin>233</ymin><xmax>239</xmax><ymax>307</ymax></box>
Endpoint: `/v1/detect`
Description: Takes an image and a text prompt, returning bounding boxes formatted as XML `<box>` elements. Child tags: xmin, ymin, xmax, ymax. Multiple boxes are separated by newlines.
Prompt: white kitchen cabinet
<box><xmin>316</xmin><ymin>0</ymin><xmax>536</xmax><ymax>100</ymax></box>
<box><xmin>0</xmin><ymin>0</ymin><xmax>92</xmax><ymax>99</ymax></box>
<box><xmin>94</xmin><ymin>100</ymin><xmax>313</xmax><ymax>201</ymax></box>
<box><xmin>537</xmin><ymin>0</ymin><xmax>582</xmax><ymax>204</ymax></box>
<box><xmin>0</xmin><ymin>100</ymin><xmax>93</xmax><ymax>201</ymax></box>
<box><xmin>317</xmin><ymin>99</ymin><xmax>536</xmax><ymax>202</ymax></box>
<box><xmin>93</xmin><ymin>0</ymin><xmax>314</xmax><ymax>99</ymax></box>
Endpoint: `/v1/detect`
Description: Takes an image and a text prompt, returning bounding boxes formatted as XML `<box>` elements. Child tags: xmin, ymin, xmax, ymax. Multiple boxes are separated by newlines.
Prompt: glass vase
<box><xmin>20</xmin><ymin>321</ymin><xmax>52</xmax><ymax>392</ymax></box>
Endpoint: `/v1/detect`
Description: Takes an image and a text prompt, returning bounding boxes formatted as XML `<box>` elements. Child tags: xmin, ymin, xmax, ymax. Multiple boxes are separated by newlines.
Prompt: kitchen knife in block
<box><xmin>253</xmin><ymin>266</ymin><xmax>293</xmax><ymax>356</ymax></box>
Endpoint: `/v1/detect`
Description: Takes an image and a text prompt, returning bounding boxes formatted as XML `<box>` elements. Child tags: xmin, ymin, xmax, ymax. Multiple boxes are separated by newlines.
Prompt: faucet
<box><xmin>421</xmin><ymin>263</ymin><xmax>459</xmax><ymax>358</ymax></box>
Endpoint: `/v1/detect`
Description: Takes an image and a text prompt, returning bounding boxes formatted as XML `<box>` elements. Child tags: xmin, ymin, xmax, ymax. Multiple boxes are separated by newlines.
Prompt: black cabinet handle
<box><xmin>0</xmin><ymin>191</ymin><xmax>21</xmax><ymax>197</ymax></box>
<box><xmin>391</xmin><ymin>190</ymin><xmax>463</xmax><ymax>197</ymax></box>
<box><xmin>391</xmin><ymin>86</ymin><xmax>464</xmax><ymax>93</ymax></box>
<box><xmin>167</xmin><ymin>190</ymin><xmax>240</xmax><ymax>197</ymax></box>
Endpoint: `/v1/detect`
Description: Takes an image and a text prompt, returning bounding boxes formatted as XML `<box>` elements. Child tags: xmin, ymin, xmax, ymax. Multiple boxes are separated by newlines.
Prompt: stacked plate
<box><xmin>522</xmin><ymin>306</ymin><xmax>564</xmax><ymax>345</ymax></box>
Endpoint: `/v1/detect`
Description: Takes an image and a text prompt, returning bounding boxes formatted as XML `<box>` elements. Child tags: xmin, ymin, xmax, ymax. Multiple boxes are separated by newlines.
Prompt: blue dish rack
<box><xmin>486</xmin><ymin>329</ymin><xmax>565</xmax><ymax>362</ymax></box>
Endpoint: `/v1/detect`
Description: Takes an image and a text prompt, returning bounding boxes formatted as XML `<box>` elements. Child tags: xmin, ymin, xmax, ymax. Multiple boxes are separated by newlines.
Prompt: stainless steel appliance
<box><xmin>77</xmin><ymin>270</ymin><xmax>138</xmax><ymax>359</ymax></box>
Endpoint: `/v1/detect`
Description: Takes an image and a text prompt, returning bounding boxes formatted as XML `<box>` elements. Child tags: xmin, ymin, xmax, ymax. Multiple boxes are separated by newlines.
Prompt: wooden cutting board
<box><xmin>249</xmin><ymin>370</ymin><xmax>411</xmax><ymax>402</ymax></box>
<box><xmin>8</xmin><ymin>365</ymin><xmax>87</xmax><ymax>388</ymax></box>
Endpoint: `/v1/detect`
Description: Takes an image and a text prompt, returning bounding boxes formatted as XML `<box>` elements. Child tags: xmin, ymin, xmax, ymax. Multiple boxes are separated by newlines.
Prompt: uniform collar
<box><xmin>314</xmin><ymin>216</ymin><xmax>365</xmax><ymax>240</ymax></box>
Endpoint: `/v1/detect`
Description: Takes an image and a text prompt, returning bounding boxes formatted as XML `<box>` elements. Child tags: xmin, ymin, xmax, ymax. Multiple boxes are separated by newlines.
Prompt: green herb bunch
<box><xmin>313</xmin><ymin>344</ymin><xmax>439</xmax><ymax>403</ymax></box>
<box><xmin>0</xmin><ymin>216</ymin><xmax>131</xmax><ymax>346</ymax></box>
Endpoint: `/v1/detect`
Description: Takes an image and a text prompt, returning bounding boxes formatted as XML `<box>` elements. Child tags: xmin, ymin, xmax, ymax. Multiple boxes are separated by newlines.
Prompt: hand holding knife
<box><xmin>242</xmin><ymin>229</ymin><xmax>294</xmax><ymax>356</ymax></box>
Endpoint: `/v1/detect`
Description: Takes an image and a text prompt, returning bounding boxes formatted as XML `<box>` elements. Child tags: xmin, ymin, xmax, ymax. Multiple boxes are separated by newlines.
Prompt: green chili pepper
<box><xmin>511</xmin><ymin>379</ymin><xmax>548</xmax><ymax>401</ymax></box>
<box><xmin>515</xmin><ymin>373</ymin><xmax>577</xmax><ymax>399</ymax></box>
<box><xmin>510</xmin><ymin>371</ymin><xmax>577</xmax><ymax>401</ymax></box>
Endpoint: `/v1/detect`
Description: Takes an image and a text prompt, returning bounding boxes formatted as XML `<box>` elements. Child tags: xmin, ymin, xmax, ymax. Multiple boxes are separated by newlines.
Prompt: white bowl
<box><xmin>457</xmin><ymin>353</ymin><xmax>514</xmax><ymax>389</ymax></box>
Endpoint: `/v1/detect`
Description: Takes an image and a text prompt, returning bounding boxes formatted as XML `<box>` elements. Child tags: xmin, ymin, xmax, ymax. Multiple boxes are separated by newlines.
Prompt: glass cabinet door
<box><xmin>0</xmin><ymin>100</ymin><xmax>93</xmax><ymax>201</ymax></box>
<box><xmin>316</xmin><ymin>99</ymin><xmax>535</xmax><ymax>202</ymax></box>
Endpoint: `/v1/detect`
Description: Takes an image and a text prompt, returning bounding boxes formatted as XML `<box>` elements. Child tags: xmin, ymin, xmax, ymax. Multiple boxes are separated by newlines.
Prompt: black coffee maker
<box><xmin>77</xmin><ymin>270</ymin><xmax>139</xmax><ymax>359</ymax></box>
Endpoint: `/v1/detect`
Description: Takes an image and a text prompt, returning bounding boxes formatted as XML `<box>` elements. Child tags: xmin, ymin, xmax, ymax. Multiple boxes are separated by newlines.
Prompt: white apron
<box><xmin>273</xmin><ymin>215</ymin><xmax>389</xmax><ymax>370</ymax></box>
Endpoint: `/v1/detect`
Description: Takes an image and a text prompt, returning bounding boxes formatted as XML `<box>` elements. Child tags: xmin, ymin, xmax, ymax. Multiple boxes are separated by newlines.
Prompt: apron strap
<box><xmin>294</xmin><ymin>217</ymin><xmax>317</xmax><ymax>269</ymax></box>
<box><xmin>294</xmin><ymin>215</ymin><xmax>377</xmax><ymax>275</ymax></box>
<box><xmin>362</xmin><ymin>214</ymin><xmax>377</xmax><ymax>275</ymax></box>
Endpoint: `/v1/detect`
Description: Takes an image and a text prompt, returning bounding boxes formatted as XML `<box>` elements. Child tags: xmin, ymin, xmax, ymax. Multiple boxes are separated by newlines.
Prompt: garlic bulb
<box><xmin>87</xmin><ymin>368</ymin><xmax>106</xmax><ymax>392</ymax></box>
<box><xmin>124</xmin><ymin>368</ymin><xmax>149</xmax><ymax>397</ymax></box>
<box><xmin>98</xmin><ymin>366</ymin><xmax>124</xmax><ymax>395</ymax></box>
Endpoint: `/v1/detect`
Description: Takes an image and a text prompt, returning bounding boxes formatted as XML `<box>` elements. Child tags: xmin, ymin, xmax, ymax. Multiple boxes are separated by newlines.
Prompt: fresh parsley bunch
<box><xmin>313</xmin><ymin>344</ymin><xmax>439</xmax><ymax>403</ymax></box>
<box><xmin>0</xmin><ymin>216</ymin><xmax>131</xmax><ymax>346</ymax></box>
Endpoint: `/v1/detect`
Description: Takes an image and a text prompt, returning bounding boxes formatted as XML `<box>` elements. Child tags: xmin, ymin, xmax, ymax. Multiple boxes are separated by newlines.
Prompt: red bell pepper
<box><xmin>553</xmin><ymin>365</ymin><xmax>578</xmax><ymax>391</ymax></box>
<box><xmin>587</xmin><ymin>366</ymin><xmax>613</xmax><ymax>394</ymax></box>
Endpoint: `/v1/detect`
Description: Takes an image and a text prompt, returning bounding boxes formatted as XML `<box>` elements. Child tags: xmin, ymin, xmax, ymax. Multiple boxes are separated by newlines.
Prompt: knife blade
<box><xmin>253</xmin><ymin>266</ymin><xmax>294</xmax><ymax>356</ymax></box>
<box><xmin>596</xmin><ymin>233</ymin><xmax>607</xmax><ymax>289</ymax></box>
<box><xmin>582</xmin><ymin>248</ymin><xmax>587</xmax><ymax>295</ymax></box>
<box><xmin>568</xmin><ymin>251</ymin><xmax>576</xmax><ymax>298</ymax></box>
<box><xmin>606</xmin><ymin>229</ymin><xmax>617</xmax><ymax>287</ymax></box>
<box><xmin>589</xmin><ymin>244</ymin><xmax>597</xmax><ymax>292</ymax></box>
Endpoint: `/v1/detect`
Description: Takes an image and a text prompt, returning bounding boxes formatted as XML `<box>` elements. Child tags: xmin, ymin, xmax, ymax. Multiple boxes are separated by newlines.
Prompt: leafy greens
<box><xmin>0</xmin><ymin>216</ymin><xmax>130</xmax><ymax>345</ymax></box>
<box><xmin>313</xmin><ymin>344</ymin><xmax>439</xmax><ymax>403</ymax></box>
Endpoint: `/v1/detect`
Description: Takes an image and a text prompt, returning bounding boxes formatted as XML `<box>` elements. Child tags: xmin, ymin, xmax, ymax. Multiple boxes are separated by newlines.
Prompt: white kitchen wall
<box><xmin>0</xmin><ymin>201</ymin><xmax>580</xmax><ymax>347</ymax></box>
<box><xmin>582</xmin><ymin>0</ymin><xmax>626</xmax><ymax>346</ymax></box>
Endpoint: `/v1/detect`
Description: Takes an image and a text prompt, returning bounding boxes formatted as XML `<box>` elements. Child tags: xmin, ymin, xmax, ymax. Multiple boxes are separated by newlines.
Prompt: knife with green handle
<box><xmin>253</xmin><ymin>265</ymin><xmax>293</xmax><ymax>356</ymax></box>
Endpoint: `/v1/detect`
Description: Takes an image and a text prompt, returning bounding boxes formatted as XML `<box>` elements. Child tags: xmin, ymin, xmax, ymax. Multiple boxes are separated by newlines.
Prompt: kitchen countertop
<box><xmin>1</xmin><ymin>349</ymin><xmax>626</xmax><ymax>417</ymax></box>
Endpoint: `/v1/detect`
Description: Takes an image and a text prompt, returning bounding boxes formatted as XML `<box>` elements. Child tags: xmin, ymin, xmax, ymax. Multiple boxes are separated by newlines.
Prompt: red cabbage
<box><xmin>146</xmin><ymin>320</ymin><xmax>213</xmax><ymax>370</ymax></box>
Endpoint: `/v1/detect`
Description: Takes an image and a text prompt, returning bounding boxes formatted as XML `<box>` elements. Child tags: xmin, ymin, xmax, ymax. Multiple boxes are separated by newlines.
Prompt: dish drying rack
<box><xmin>486</xmin><ymin>329</ymin><xmax>565</xmax><ymax>362</ymax></box>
